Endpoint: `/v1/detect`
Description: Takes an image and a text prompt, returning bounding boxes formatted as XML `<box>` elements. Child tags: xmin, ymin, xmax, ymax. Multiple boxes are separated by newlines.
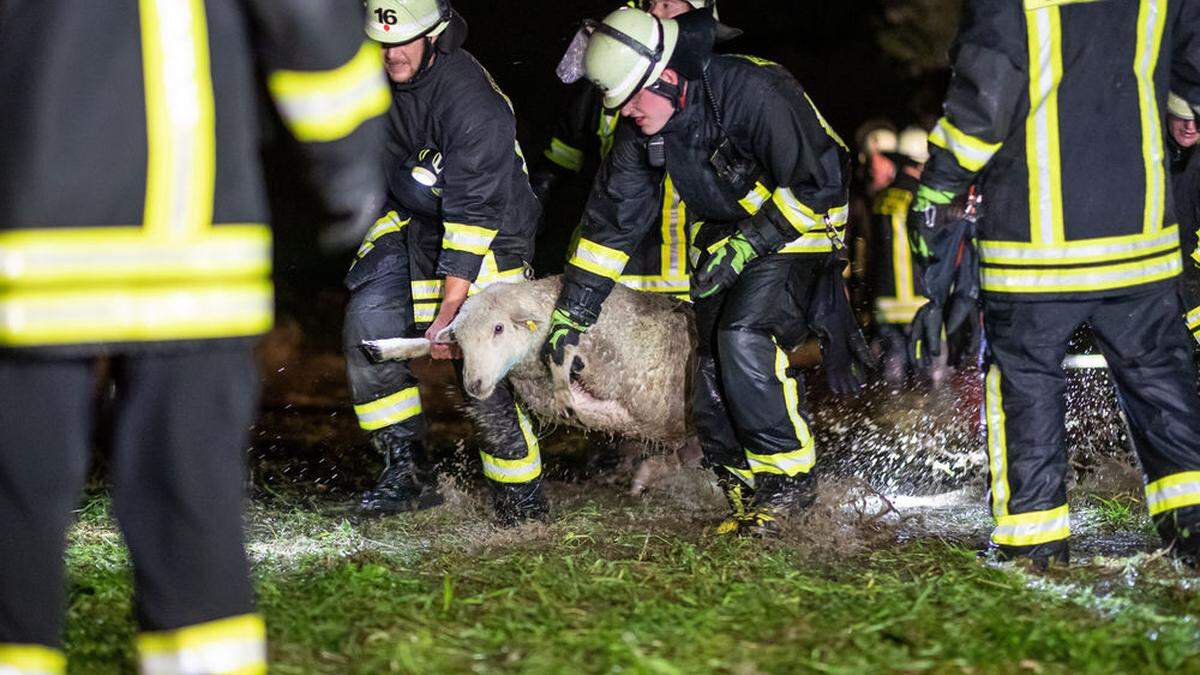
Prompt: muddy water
<box><xmin>253</xmin><ymin>325</ymin><xmax>1159</xmax><ymax>556</ymax></box>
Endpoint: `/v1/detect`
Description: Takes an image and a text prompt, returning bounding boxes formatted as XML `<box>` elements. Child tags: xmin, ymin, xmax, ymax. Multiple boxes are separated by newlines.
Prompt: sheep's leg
<box><xmin>360</xmin><ymin>337</ymin><xmax>431</xmax><ymax>362</ymax></box>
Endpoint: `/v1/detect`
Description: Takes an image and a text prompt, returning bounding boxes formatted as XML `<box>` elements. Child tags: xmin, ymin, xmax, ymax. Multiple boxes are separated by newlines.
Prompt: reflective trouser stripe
<box><xmin>544</xmin><ymin>137</ymin><xmax>583</xmax><ymax>172</ymax></box>
<box><xmin>568</xmin><ymin>238</ymin><xmax>630</xmax><ymax>280</ymax></box>
<box><xmin>929</xmin><ymin>116</ymin><xmax>1001</xmax><ymax>172</ymax></box>
<box><xmin>0</xmin><ymin>645</ymin><xmax>66</xmax><ymax>675</ymax></box>
<box><xmin>992</xmin><ymin>504</ymin><xmax>1070</xmax><ymax>547</ymax></box>
<box><xmin>137</xmin><ymin>614</ymin><xmax>266</xmax><ymax>675</ymax></box>
<box><xmin>985</xmin><ymin>365</ymin><xmax>1012</xmax><ymax>518</ymax></box>
<box><xmin>1133</xmin><ymin>0</ymin><xmax>1168</xmax><ymax>234</ymax></box>
<box><xmin>354</xmin><ymin>386</ymin><xmax>421</xmax><ymax>431</ymax></box>
<box><xmin>1145</xmin><ymin>471</ymin><xmax>1200</xmax><ymax>516</ymax></box>
<box><xmin>480</xmin><ymin>404</ymin><xmax>541</xmax><ymax>484</ymax></box>
<box><xmin>724</xmin><ymin>464</ymin><xmax>756</xmax><ymax>488</ymax></box>
<box><xmin>744</xmin><ymin>346</ymin><xmax>815</xmax><ymax>476</ymax></box>
<box><xmin>0</xmin><ymin>281</ymin><xmax>273</xmax><ymax>347</ymax></box>
<box><xmin>267</xmin><ymin>41</ymin><xmax>390</xmax><ymax>143</ymax></box>
<box><xmin>442</xmin><ymin>223</ymin><xmax>497</xmax><ymax>256</ymax></box>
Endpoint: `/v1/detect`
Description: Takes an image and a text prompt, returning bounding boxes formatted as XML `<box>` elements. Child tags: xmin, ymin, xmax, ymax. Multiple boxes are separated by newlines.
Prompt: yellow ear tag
<box><xmin>525</xmin><ymin>321</ymin><xmax>538</xmax><ymax>332</ymax></box>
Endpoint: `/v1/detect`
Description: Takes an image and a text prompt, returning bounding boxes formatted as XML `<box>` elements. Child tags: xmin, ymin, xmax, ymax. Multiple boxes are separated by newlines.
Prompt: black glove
<box><xmin>540</xmin><ymin>308</ymin><xmax>587</xmax><ymax>372</ymax></box>
<box><xmin>907</xmin><ymin>219</ymin><xmax>979</xmax><ymax>370</ymax></box>
<box><xmin>809</xmin><ymin>253</ymin><xmax>877</xmax><ymax>395</ymax></box>
<box><xmin>907</xmin><ymin>185</ymin><xmax>961</xmax><ymax>268</ymax></box>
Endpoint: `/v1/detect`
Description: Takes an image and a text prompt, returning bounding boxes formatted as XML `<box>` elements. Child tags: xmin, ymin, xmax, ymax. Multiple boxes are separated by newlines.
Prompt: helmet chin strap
<box><xmin>646</xmin><ymin>77</ymin><xmax>685</xmax><ymax>110</ymax></box>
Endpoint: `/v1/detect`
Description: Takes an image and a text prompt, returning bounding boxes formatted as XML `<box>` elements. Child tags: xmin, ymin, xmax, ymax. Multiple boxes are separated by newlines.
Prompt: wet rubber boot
<box><xmin>360</xmin><ymin>431</ymin><xmax>443</xmax><ymax>515</ymax></box>
<box><xmin>1155</xmin><ymin>506</ymin><xmax>1200</xmax><ymax>568</ymax></box>
<box><xmin>715</xmin><ymin>470</ymin><xmax>754</xmax><ymax>536</ymax></box>
<box><xmin>741</xmin><ymin>472</ymin><xmax>818</xmax><ymax>539</ymax></box>
<box><xmin>992</xmin><ymin>540</ymin><xmax>1070</xmax><ymax>569</ymax></box>
<box><xmin>491</xmin><ymin>478</ymin><xmax>550</xmax><ymax>527</ymax></box>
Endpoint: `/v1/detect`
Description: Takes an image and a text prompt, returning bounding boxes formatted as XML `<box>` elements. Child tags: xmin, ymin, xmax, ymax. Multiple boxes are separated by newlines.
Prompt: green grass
<box><xmin>61</xmin><ymin>487</ymin><xmax>1200</xmax><ymax>674</ymax></box>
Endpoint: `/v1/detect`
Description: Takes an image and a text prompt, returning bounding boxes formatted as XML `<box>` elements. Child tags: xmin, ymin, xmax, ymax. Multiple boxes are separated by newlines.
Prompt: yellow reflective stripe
<box><xmin>267</xmin><ymin>41</ymin><xmax>389</xmax><ymax>143</ymax></box>
<box><xmin>992</xmin><ymin>504</ymin><xmax>1070</xmax><ymax>546</ymax></box>
<box><xmin>0</xmin><ymin>644</ymin><xmax>66</xmax><ymax>675</ymax></box>
<box><xmin>619</xmin><ymin>175</ymin><xmax>689</xmax><ymax>294</ymax></box>
<box><xmin>1025</xmin><ymin>5</ymin><xmax>1065</xmax><ymax>245</ymax></box>
<box><xmin>929</xmin><ymin>117</ymin><xmax>1001</xmax><ymax>173</ymax></box>
<box><xmin>544</xmin><ymin>137</ymin><xmax>584</xmax><ymax>172</ymax></box>
<box><xmin>481</xmin><ymin>404</ymin><xmax>541</xmax><ymax>483</ymax></box>
<box><xmin>137</xmin><ymin>613</ymin><xmax>266</xmax><ymax>675</ymax></box>
<box><xmin>139</xmin><ymin>0</ymin><xmax>215</xmax><ymax>239</ymax></box>
<box><xmin>977</xmin><ymin>225</ymin><xmax>1178</xmax><ymax>266</ymax></box>
<box><xmin>724</xmin><ymin>464</ymin><xmax>756</xmax><ymax>488</ymax></box>
<box><xmin>442</xmin><ymin>223</ymin><xmax>497</xmax><ymax>256</ymax></box>
<box><xmin>355</xmin><ymin>212</ymin><xmax>408</xmax><ymax>260</ymax></box>
<box><xmin>985</xmin><ymin>365</ymin><xmax>1011</xmax><ymax>518</ymax></box>
<box><xmin>738</xmin><ymin>182</ymin><xmax>772</xmax><ymax>215</ymax></box>
<box><xmin>981</xmin><ymin>250</ymin><xmax>1181</xmax><ymax>294</ymax></box>
<box><xmin>353</xmin><ymin>386</ymin><xmax>422</xmax><ymax>431</ymax></box>
<box><xmin>890</xmin><ymin>196</ymin><xmax>918</xmax><ymax>301</ymax></box>
<box><xmin>771</xmin><ymin>187</ymin><xmax>821</xmax><ymax>234</ymax></box>
<box><xmin>411</xmin><ymin>279</ymin><xmax>444</xmax><ymax>301</ymax></box>
<box><xmin>413</xmin><ymin>303</ymin><xmax>439</xmax><ymax>325</ymax></box>
<box><xmin>1133</xmin><ymin>0</ymin><xmax>1168</xmax><ymax>234</ymax></box>
<box><xmin>472</xmin><ymin>251</ymin><xmax>528</xmax><ymax>291</ymax></box>
<box><xmin>874</xmin><ymin>297</ymin><xmax>929</xmax><ymax>324</ymax></box>
<box><xmin>597</xmin><ymin>110</ymin><xmax>620</xmax><ymax>159</ymax></box>
<box><xmin>569</xmin><ymin>238</ymin><xmax>630</xmax><ymax>280</ymax></box>
<box><xmin>0</xmin><ymin>224</ymin><xmax>270</xmax><ymax>285</ymax></box>
<box><xmin>778</xmin><ymin>224</ymin><xmax>847</xmax><ymax>254</ymax></box>
<box><xmin>1024</xmin><ymin>0</ymin><xmax>1100</xmax><ymax>8</ymax></box>
<box><xmin>742</xmin><ymin>340</ymin><xmax>816</xmax><ymax>477</ymax></box>
<box><xmin>0</xmin><ymin>280</ymin><xmax>273</xmax><ymax>347</ymax></box>
<box><xmin>1144</xmin><ymin>471</ymin><xmax>1200</xmax><ymax>516</ymax></box>
<box><xmin>803</xmin><ymin>92</ymin><xmax>849</xmax><ymax>151</ymax></box>
<box><xmin>1186</xmin><ymin>305</ymin><xmax>1200</xmax><ymax>332</ymax></box>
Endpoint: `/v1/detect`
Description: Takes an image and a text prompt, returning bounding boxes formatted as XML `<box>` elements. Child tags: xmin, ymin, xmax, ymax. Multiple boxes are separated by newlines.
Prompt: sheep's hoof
<box><xmin>359</xmin><ymin>341</ymin><xmax>386</xmax><ymax>363</ymax></box>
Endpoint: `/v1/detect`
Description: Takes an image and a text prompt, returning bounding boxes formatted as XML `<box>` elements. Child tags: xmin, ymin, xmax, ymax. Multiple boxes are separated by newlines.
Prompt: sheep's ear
<box><xmin>433</xmin><ymin>325</ymin><xmax>456</xmax><ymax>344</ymax></box>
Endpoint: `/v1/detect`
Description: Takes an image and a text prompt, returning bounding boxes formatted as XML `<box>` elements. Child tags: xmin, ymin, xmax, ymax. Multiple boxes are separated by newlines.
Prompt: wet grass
<box><xmin>62</xmin><ymin>485</ymin><xmax>1200</xmax><ymax>674</ymax></box>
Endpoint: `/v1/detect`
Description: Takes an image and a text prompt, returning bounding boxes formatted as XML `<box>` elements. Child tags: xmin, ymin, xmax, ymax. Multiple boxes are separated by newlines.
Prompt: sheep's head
<box><xmin>446</xmin><ymin>288</ymin><xmax>546</xmax><ymax>400</ymax></box>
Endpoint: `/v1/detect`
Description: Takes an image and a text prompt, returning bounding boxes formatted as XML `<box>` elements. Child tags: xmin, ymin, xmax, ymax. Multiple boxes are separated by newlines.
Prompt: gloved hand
<box><xmin>908</xmin><ymin>185</ymin><xmax>958</xmax><ymax>267</ymax></box>
<box><xmin>907</xmin><ymin>301</ymin><xmax>946</xmax><ymax>371</ymax></box>
<box><xmin>540</xmin><ymin>308</ymin><xmax>588</xmax><ymax>371</ymax></box>
<box><xmin>692</xmin><ymin>232</ymin><xmax>759</xmax><ymax>300</ymax></box>
<box><xmin>809</xmin><ymin>254</ymin><xmax>878</xmax><ymax>395</ymax></box>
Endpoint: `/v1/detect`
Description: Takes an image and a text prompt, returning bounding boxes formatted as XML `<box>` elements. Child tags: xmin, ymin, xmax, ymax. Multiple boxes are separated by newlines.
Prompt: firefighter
<box><xmin>1169</xmin><ymin>92</ymin><xmax>1200</xmax><ymax>342</ymax></box>
<box><xmin>543</xmin><ymin>8</ymin><xmax>859</xmax><ymax>536</ymax></box>
<box><xmin>347</xmin><ymin>0</ymin><xmax>544</xmax><ymax>524</ymax></box>
<box><xmin>866</xmin><ymin>137</ymin><xmax>941</xmax><ymax>387</ymax></box>
<box><xmin>909</xmin><ymin>0</ymin><xmax>1200</xmax><ymax>565</ymax></box>
<box><xmin>0</xmin><ymin>1</ymin><xmax>386</xmax><ymax>671</ymax></box>
<box><xmin>531</xmin><ymin>0</ymin><xmax>740</xmax><ymax>293</ymax></box>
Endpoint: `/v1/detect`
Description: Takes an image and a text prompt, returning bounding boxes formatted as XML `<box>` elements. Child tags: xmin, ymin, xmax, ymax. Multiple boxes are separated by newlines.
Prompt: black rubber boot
<box><xmin>360</xmin><ymin>430</ymin><xmax>443</xmax><ymax>515</ymax></box>
<box><xmin>993</xmin><ymin>540</ymin><xmax>1070</xmax><ymax>569</ymax></box>
<box><xmin>714</xmin><ymin>468</ymin><xmax>754</xmax><ymax>536</ymax></box>
<box><xmin>1155</xmin><ymin>506</ymin><xmax>1200</xmax><ymax>568</ymax></box>
<box><xmin>491</xmin><ymin>479</ymin><xmax>550</xmax><ymax>527</ymax></box>
<box><xmin>740</xmin><ymin>472</ymin><xmax>818</xmax><ymax>538</ymax></box>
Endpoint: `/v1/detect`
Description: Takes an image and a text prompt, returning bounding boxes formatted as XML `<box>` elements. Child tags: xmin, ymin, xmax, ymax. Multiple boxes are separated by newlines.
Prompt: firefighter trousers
<box><xmin>692</xmin><ymin>253</ymin><xmax>823</xmax><ymax>499</ymax></box>
<box><xmin>343</xmin><ymin>234</ymin><xmax>540</xmax><ymax>491</ymax></box>
<box><xmin>983</xmin><ymin>284</ymin><xmax>1200</xmax><ymax>558</ymax></box>
<box><xmin>0</xmin><ymin>347</ymin><xmax>264</xmax><ymax>674</ymax></box>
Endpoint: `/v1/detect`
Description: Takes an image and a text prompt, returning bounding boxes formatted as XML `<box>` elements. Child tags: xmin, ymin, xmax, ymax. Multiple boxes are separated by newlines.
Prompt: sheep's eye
<box><xmin>493</xmin><ymin>323</ymin><xmax>504</xmax><ymax>335</ymax></box>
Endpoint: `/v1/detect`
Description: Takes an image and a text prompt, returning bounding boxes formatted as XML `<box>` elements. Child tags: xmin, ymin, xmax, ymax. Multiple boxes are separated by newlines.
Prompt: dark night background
<box><xmin>273</xmin><ymin>0</ymin><xmax>960</xmax><ymax>335</ymax></box>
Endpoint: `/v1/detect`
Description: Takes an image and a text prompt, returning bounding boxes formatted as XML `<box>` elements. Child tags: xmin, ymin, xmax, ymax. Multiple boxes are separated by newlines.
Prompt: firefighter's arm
<box><xmin>556</xmin><ymin>122</ymin><xmax>662</xmax><ymax>327</ymax></box>
<box><xmin>435</xmin><ymin>84</ymin><xmax>518</xmax><ymax>282</ymax></box>
<box><xmin>921</xmin><ymin>0</ymin><xmax>1027</xmax><ymax>196</ymax></box>
<box><xmin>737</xmin><ymin>76</ymin><xmax>851</xmax><ymax>256</ymax></box>
<box><xmin>246</xmin><ymin>0</ymin><xmax>390</xmax><ymax>247</ymax></box>
<box><xmin>1174</xmin><ymin>0</ymin><xmax>1200</xmax><ymax>114</ymax></box>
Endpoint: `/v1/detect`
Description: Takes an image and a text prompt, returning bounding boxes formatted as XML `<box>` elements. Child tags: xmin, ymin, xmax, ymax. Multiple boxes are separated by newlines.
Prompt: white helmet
<box><xmin>365</xmin><ymin>0</ymin><xmax>451</xmax><ymax>45</ymax></box>
<box><xmin>898</xmin><ymin>126</ymin><xmax>930</xmax><ymax>163</ymax></box>
<box><xmin>583</xmin><ymin>8</ymin><xmax>679</xmax><ymax>110</ymax></box>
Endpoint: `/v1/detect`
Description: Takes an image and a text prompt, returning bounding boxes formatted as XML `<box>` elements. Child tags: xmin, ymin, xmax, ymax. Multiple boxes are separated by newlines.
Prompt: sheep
<box><xmin>361</xmin><ymin>276</ymin><xmax>696</xmax><ymax>445</ymax></box>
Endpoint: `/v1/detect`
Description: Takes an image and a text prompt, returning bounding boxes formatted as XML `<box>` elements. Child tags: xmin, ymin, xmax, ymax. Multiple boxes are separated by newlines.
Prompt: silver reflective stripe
<box><xmin>993</xmin><ymin>510</ymin><xmax>1069</xmax><ymax>544</ymax></box>
<box><xmin>354</xmin><ymin>389</ymin><xmax>421</xmax><ymax>429</ymax></box>
<box><xmin>1028</xmin><ymin>7</ymin><xmax>1060</xmax><ymax>245</ymax></box>
<box><xmin>977</xmin><ymin>227</ymin><xmax>1178</xmax><ymax>264</ymax></box>
<box><xmin>274</xmin><ymin>72</ymin><xmax>384</xmax><ymax>129</ymax></box>
<box><xmin>1146</xmin><ymin>477</ymin><xmax>1200</xmax><ymax>515</ymax></box>
<box><xmin>745</xmin><ymin>449</ymin><xmax>814</xmax><ymax>475</ymax></box>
